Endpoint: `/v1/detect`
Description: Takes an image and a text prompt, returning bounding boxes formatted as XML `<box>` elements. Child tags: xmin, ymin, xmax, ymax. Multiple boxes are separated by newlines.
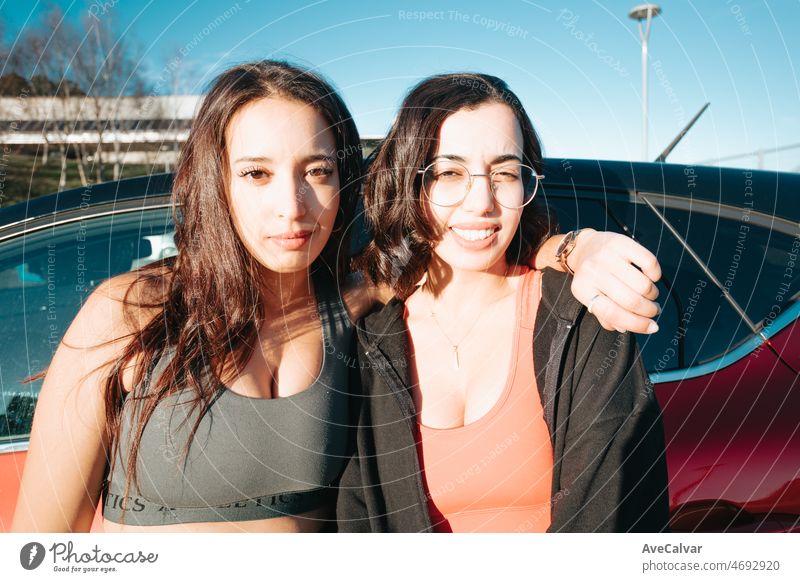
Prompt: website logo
<box><xmin>20</xmin><ymin>542</ymin><xmax>46</xmax><ymax>570</ymax></box>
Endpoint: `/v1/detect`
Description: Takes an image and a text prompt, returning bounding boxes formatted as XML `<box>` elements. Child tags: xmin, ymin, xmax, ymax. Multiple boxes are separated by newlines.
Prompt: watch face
<box><xmin>556</xmin><ymin>230</ymin><xmax>577</xmax><ymax>256</ymax></box>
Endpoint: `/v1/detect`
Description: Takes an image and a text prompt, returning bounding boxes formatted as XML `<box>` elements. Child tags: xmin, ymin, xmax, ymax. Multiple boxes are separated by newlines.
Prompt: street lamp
<box><xmin>629</xmin><ymin>3</ymin><xmax>661</xmax><ymax>160</ymax></box>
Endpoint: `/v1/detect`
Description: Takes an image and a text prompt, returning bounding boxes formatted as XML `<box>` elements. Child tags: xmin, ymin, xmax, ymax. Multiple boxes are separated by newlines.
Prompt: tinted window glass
<box><xmin>603</xmin><ymin>199</ymin><xmax>754</xmax><ymax>370</ymax></box>
<box><xmin>0</xmin><ymin>208</ymin><xmax>176</xmax><ymax>444</ymax></box>
<box><xmin>539</xmin><ymin>188</ymin><xmax>623</xmax><ymax>234</ymax></box>
<box><xmin>546</xmin><ymin>193</ymin><xmax>754</xmax><ymax>372</ymax></box>
<box><xmin>644</xmin><ymin>195</ymin><xmax>800</xmax><ymax>328</ymax></box>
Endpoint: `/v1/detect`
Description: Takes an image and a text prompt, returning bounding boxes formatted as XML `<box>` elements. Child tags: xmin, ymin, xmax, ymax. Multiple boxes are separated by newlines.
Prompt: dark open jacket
<box><xmin>336</xmin><ymin>268</ymin><xmax>670</xmax><ymax>532</ymax></box>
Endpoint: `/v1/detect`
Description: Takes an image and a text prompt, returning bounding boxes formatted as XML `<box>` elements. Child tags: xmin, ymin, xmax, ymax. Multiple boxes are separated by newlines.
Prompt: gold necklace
<box><xmin>425</xmin><ymin>274</ymin><xmax>513</xmax><ymax>370</ymax></box>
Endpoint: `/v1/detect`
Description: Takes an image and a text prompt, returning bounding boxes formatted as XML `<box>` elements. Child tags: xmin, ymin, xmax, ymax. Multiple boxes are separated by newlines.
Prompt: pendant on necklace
<box><xmin>452</xmin><ymin>345</ymin><xmax>459</xmax><ymax>370</ymax></box>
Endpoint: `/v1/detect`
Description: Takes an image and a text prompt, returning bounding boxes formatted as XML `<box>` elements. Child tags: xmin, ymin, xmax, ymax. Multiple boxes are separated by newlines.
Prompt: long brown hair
<box><xmin>357</xmin><ymin>73</ymin><xmax>554</xmax><ymax>298</ymax></box>
<box><xmin>103</xmin><ymin>60</ymin><xmax>362</xmax><ymax>510</ymax></box>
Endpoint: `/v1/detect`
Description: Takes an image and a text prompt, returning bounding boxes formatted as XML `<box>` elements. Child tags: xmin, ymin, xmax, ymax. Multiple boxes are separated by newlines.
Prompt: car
<box><xmin>1</xmin><ymin>160</ymin><xmax>798</xmax><ymax>532</ymax></box>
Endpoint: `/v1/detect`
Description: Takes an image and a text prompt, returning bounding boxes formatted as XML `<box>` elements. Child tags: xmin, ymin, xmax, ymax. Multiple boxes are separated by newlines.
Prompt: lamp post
<box><xmin>629</xmin><ymin>4</ymin><xmax>661</xmax><ymax>160</ymax></box>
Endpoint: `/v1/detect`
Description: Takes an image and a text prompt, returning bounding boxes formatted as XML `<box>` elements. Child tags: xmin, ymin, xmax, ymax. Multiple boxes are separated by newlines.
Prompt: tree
<box><xmin>6</xmin><ymin>3</ymin><xmax>151</xmax><ymax>186</ymax></box>
<box><xmin>0</xmin><ymin>73</ymin><xmax>31</xmax><ymax>96</ymax></box>
<box><xmin>72</xmin><ymin>10</ymin><xmax>151</xmax><ymax>182</ymax></box>
<box><xmin>10</xmin><ymin>6</ymin><xmax>87</xmax><ymax>187</ymax></box>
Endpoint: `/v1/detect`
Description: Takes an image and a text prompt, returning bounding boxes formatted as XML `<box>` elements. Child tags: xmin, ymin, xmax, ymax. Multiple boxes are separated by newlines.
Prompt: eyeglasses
<box><xmin>418</xmin><ymin>160</ymin><xmax>544</xmax><ymax>209</ymax></box>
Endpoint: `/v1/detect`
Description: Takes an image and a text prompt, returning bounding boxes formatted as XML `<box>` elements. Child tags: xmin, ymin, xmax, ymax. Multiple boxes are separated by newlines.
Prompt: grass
<box><xmin>0</xmin><ymin>153</ymin><xmax>155</xmax><ymax>209</ymax></box>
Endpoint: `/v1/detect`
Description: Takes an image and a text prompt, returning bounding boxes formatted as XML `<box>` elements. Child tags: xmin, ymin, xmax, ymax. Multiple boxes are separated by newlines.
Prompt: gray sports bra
<box><xmin>103</xmin><ymin>270</ymin><xmax>353</xmax><ymax>526</ymax></box>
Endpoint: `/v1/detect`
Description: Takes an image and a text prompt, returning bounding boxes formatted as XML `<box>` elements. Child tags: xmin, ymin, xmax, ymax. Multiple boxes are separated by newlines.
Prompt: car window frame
<box><xmin>0</xmin><ymin>195</ymin><xmax>175</xmax><ymax>453</ymax></box>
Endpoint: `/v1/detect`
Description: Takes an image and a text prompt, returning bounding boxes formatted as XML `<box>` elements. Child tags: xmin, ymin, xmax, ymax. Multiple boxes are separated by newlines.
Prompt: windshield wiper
<box><xmin>655</xmin><ymin>103</ymin><xmax>710</xmax><ymax>163</ymax></box>
<box><xmin>635</xmin><ymin>192</ymin><xmax>768</xmax><ymax>344</ymax></box>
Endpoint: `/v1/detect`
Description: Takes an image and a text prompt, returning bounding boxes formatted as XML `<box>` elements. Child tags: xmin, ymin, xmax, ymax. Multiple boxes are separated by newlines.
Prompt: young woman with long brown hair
<box><xmin>337</xmin><ymin>73</ymin><xmax>669</xmax><ymax>532</ymax></box>
<box><xmin>12</xmin><ymin>61</ymin><xmax>662</xmax><ymax>533</ymax></box>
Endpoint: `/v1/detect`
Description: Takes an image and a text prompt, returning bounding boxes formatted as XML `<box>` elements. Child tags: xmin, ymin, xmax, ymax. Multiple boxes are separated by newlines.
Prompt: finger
<box><xmin>595</xmin><ymin>316</ymin><xmax>635</xmax><ymax>335</ymax></box>
<box><xmin>594</xmin><ymin>273</ymin><xmax>660</xmax><ymax>318</ymax></box>
<box><xmin>572</xmin><ymin>276</ymin><xmax>659</xmax><ymax>333</ymax></box>
<box><xmin>613</xmin><ymin>262</ymin><xmax>660</xmax><ymax>301</ymax></box>
<box><xmin>571</xmin><ymin>272</ymin><xmax>653</xmax><ymax>320</ymax></box>
<box><xmin>643</xmin><ymin>281</ymin><xmax>659</xmax><ymax>301</ymax></box>
<box><xmin>615</xmin><ymin>237</ymin><xmax>662</xmax><ymax>282</ymax></box>
<box><xmin>594</xmin><ymin>315</ymin><xmax>618</xmax><ymax>332</ymax></box>
<box><xmin>590</xmin><ymin>295</ymin><xmax>660</xmax><ymax>334</ymax></box>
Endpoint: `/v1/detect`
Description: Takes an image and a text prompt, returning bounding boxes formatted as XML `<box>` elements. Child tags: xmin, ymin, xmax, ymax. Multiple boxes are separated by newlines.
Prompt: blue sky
<box><xmin>2</xmin><ymin>0</ymin><xmax>798</xmax><ymax>171</ymax></box>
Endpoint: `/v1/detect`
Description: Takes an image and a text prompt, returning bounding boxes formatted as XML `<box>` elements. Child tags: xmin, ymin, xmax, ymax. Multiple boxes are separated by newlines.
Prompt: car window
<box><xmin>606</xmin><ymin>198</ymin><xmax>766</xmax><ymax>369</ymax></box>
<box><xmin>0</xmin><ymin>208</ymin><xmax>176</xmax><ymax>445</ymax></box>
<box><xmin>645</xmin><ymin>197</ymin><xmax>800</xmax><ymax>329</ymax></box>
<box><xmin>547</xmin><ymin>193</ymin><xmax>755</xmax><ymax>373</ymax></box>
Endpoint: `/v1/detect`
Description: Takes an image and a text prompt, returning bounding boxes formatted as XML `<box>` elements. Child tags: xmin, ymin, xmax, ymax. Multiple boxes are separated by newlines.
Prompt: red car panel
<box><xmin>656</xmin><ymin>333</ymin><xmax>800</xmax><ymax>531</ymax></box>
<box><xmin>0</xmin><ymin>450</ymin><xmax>25</xmax><ymax>531</ymax></box>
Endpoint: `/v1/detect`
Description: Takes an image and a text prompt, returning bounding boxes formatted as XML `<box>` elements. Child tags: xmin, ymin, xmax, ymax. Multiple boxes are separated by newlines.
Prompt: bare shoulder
<box><xmin>340</xmin><ymin>272</ymin><xmax>397</xmax><ymax>322</ymax></box>
<box><xmin>65</xmin><ymin>269</ymin><xmax>166</xmax><ymax>348</ymax></box>
<box><xmin>59</xmin><ymin>267</ymin><xmax>170</xmax><ymax>396</ymax></box>
<box><xmin>340</xmin><ymin>272</ymin><xmax>373</xmax><ymax>323</ymax></box>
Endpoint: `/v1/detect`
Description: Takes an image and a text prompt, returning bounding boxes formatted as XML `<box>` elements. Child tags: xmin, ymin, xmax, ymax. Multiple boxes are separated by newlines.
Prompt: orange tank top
<box><xmin>415</xmin><ymin>268</ymin><xmax>553</xmax><ymax>532</ymax></box>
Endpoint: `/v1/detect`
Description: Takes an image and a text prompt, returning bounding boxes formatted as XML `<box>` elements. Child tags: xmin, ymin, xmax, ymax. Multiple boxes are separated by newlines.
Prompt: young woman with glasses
<box><xmin>337</xmin><ymin>73</ymin><xmax>670</xmax><ymax>533</ymax></box>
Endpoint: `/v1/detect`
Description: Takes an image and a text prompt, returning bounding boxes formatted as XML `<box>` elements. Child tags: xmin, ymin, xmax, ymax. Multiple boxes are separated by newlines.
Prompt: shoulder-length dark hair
<box><xmin>103</xmin><ymin>60</ymin><xmax>362</xmax><ymax>512</ymax></box>
<box><xmin>356</xmin><ymin>73</ymin><xmax>553</xmax><ymax>298</ymax></box>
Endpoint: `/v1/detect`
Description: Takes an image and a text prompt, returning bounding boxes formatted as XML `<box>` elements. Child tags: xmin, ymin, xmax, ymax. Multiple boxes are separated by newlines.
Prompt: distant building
<box><xmin>0</xmin><ymin>94</ymin><xmax>383</xmax><ymax>170</ymax></box>
<box><xmin>0</xmin><ymin>95</ymin><xmax>199</xmax><ymax>169</ymax></box>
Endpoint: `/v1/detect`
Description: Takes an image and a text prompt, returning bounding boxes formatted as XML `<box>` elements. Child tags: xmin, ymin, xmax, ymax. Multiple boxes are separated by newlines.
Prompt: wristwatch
<box><xmin>554</xmin><ymin>229</ymin><xmax>586</xmax><ymax>276</ymax></box>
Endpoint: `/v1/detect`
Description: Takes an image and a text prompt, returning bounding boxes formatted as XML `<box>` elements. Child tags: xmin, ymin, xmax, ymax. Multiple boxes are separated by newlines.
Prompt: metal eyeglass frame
<box><xmin>417</xmin><ymin>160</ymin><xmax>545</xmax><ymax>209</ymax></box>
